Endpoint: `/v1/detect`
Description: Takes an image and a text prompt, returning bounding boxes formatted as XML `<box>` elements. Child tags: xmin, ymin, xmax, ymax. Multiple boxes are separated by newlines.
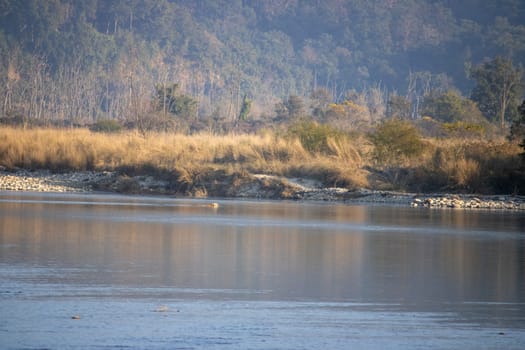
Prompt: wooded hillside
<box><xmin>1</xmin><ymin>0</ymin><xmax>524</xmax><ymax>132</ymax></box>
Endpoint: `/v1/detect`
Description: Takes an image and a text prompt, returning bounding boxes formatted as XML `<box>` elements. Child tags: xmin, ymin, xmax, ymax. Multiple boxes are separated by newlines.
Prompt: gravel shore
<box><xmin>1</xmin><ymin>169</ymin><xmax>524</xmax><ymax>210</ymax></box>
<box><xmin>0</xmin><ymin>170</ymin><xmax>106</xmax><ymax>193</ymax></box>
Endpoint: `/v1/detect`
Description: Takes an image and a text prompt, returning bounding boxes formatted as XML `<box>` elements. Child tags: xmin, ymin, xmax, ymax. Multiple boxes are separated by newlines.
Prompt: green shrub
<box><xmin>368</xmin><ymin>118</ymin><xmax>424</xmax><ymax>166</ymax></box>
<box><xmin>286</xmin><ymin>120</ymin><xmax>344</xmax><ymax>154</ymax></box>
<box><xmin>90</xmin><ymin>119</ymin><xmax>123</xmax><ymax>133</ymax></box>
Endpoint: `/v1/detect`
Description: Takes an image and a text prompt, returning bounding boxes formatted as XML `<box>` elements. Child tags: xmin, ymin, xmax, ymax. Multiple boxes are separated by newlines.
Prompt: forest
<box><xmin>1</xmin><ymin>0</ymin><xmax>525</xmax><ymax>194</ymax></box>
<box><xmin>0</xmin><ymin>0</ymin><xmax>524</xmax><ymax>129</ymax></box>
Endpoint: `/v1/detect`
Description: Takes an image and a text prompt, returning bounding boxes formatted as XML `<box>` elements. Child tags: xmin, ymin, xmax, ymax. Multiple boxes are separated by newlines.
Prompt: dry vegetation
<box><xmin>0</xmin><ymin>126</ymin><xmax>523</xmax><ymax>196</ymax></box>
<box><xmin>384</xmin><ymin>138</ymin><xmax>523</xmax><ymax>194</ymax></box>
<box><xmin>0</xmin><ymin>126</ymin><xmax>368</xmax><ymax>195</ymax></box>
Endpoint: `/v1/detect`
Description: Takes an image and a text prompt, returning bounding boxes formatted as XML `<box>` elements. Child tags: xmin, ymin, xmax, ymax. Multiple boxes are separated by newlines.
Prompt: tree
<box><xmin>237</xmin><ymin>94</ymin><xmax>251</xmax><ymax>121</ymax></box>
<box><xmin>421</xmin><ymin>89</ymin><xmax>485</xmax><ymax>123</ymax></box>
<box><xmin>470</xmin><ymin>56</ymin><xmax>524</xmax><ymax>128</ymax></box>
<box><xmin>172</xmin><ymin>95</ymin><xmax>197</xmax><ymax>120</ymax></box>
<box><xmin>387</xmin><ymin>94</ymin><xmax>411</xmax><ymax>119</ymax></box>
<box><xmin>511</xmin><ymin>99</ymin><xmax>525</xmax><ymax>141</ymax></box>
<box><xmin>285</xmin><ymin>95</ymin><xmax>305</xmax><ymax>119</ymax></box>
<box><xmin>518</xmin><ymin>100</ymin><xmax>525</xmax><ymax>161</ymax></box>
<box><xmin>421</xmin><ymin>90</ymin><xmax>462</xmax><ymax>122</ymax></box>
<box><xmin>154</xmin><ymin>83</ymin><xmax>197</xmax><ymax>120</ymax></box>
<box><xmin>310</xmin><ymin>87</ymin><xmax>332</xmax><ymax>119</ymax></box>
<box><xmin>155</xmin><ymin>83</ymin><xmax>179</xmax><ymax>116</ymax></box>
<box><xmin>274</xmin><ymin>95</ymin><xmax>305</xmax><ymax>122</ymax></box>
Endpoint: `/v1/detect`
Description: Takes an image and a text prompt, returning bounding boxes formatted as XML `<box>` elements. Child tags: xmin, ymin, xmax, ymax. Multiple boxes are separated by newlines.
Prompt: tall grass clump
<box><xmin>0</xmin><ymin>126</ymin><xmax>314</xmax><ymax>174</ymax></box>
<box><xmin>0</xmin><ymin>126</ymin><xmax>370</xmax><ymax>191</ymax></box>
<box><xmin>283</xmin><ymin>121</ymin><xmax>367</xmax><ymax>187</ymax></box>
<box><xmin>0</xmin><ymin>128</ymin><xmax>97</xmax><ymax>170</ymax></box>
<box><xmin>407</xmin><ymin>139</ymin><xmax>523</xmax><ymax>194</ymax></box>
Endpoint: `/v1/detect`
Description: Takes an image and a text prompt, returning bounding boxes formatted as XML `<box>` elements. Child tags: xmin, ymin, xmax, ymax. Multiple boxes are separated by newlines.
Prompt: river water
<box><xmin>1</xmin><ymin>192</ymin><xmax>524</xmax><ymax>349</ymax></box>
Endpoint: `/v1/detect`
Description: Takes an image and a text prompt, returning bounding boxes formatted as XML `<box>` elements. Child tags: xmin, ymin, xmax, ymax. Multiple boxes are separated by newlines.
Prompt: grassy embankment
<box><xmin>0</xmin><ymin>126</ymin><xmax>523</xmax><ymax>196</ymax></box>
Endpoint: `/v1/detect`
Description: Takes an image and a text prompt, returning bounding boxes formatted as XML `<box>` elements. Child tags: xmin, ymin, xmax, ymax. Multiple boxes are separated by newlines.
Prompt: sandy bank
<box><xmin>1</xmin><ymin>169</ymin><xmax>524</xmax><ymax>210</ymax></box>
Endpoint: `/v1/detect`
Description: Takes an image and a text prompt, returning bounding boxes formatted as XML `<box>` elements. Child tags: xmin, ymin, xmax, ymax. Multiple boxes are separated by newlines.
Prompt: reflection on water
<box><xmin>1</xmin><ymin>192</ymin><xmax>524</xmax><ymax>348</ymax></box>
<box><xmin>1</xmin><ymin>192</ymin><xmax>524</xmax><ymax>304</ymax></box>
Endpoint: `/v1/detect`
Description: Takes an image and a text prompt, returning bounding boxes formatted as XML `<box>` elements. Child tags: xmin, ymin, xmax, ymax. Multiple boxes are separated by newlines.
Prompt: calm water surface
<box><xmin>0</xmin><ymin>192</ymin><xmax>524</xmax><ymax>349</ymax></box>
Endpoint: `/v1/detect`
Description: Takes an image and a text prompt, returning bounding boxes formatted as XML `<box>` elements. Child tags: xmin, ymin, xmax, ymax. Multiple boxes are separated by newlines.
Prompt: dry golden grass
<box><xmin>409</xmin><ymin>138</ymin><xmax>523</xmax><ymax>193</ymax></box>
<box><xmin>0</xmin><ymin>126</ymin><xmax>366</xmax><ymax>188</ymax></box>
<box><xmin>0</xmin><ymin>126</ymin><xmax>522</xmax><ymax>194</ymax></box>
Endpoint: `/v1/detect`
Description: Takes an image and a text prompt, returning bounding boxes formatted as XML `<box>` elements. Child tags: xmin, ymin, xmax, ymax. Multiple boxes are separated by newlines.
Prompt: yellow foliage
<box><xmin>328</xmin><ymin>103</ymin><xmax>346</xmax><ymax>116</ymax></box>
<box><xmin>342</xmin><ymin>100</ymin><xmax>368</xmax><ymax>113</ymax></box>
<box><xmin>328</xmin><ymin>100</ymin><xmax>369</xmax><ymax>119</ymax></box>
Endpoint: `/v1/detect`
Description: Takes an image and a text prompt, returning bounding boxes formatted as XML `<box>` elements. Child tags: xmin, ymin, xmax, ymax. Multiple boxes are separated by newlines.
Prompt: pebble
<box><xmin>0</xmin><ymin>170</ymin><xmax>114</xmax><ymax>193</ymax></box>
<box><xmin>409</xmin><ymin>195</ymin><xmax>525</xmax><ymax>211</ymax></box>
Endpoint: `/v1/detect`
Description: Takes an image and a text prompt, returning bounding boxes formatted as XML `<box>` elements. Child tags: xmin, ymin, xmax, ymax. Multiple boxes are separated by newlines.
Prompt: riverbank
<box><xmin>1</xmin><ymin>169</ymin><xmax>524</xmax><ymax>210</ymax></box>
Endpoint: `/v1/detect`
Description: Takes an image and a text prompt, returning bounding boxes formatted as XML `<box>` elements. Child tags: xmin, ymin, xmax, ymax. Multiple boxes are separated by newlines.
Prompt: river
<box><xmin>1</xmin><ymin>192</ymin><xmax>524</xmax><ymax>349</ymax></box>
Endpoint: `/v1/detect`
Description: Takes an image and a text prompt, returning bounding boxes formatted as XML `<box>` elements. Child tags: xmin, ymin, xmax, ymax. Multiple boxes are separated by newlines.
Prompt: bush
<box><xmin>286</xmin><ymin>120</ymin><xmax>344</xmax><ymax>154</ymax></box>
<box><xmin>441</xmin><ymin>121</ymin><xmax>485</xmax><ymax>138</ymax></box>
<box><xmin>368</xmin><ymin>119</ymin><xmax>424</xmax><ymax>166</ymax></box>
<box><xmin>90</xmin><ymin>119</ymin><xmax>123</xmax><ymax>133</ymax></box>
